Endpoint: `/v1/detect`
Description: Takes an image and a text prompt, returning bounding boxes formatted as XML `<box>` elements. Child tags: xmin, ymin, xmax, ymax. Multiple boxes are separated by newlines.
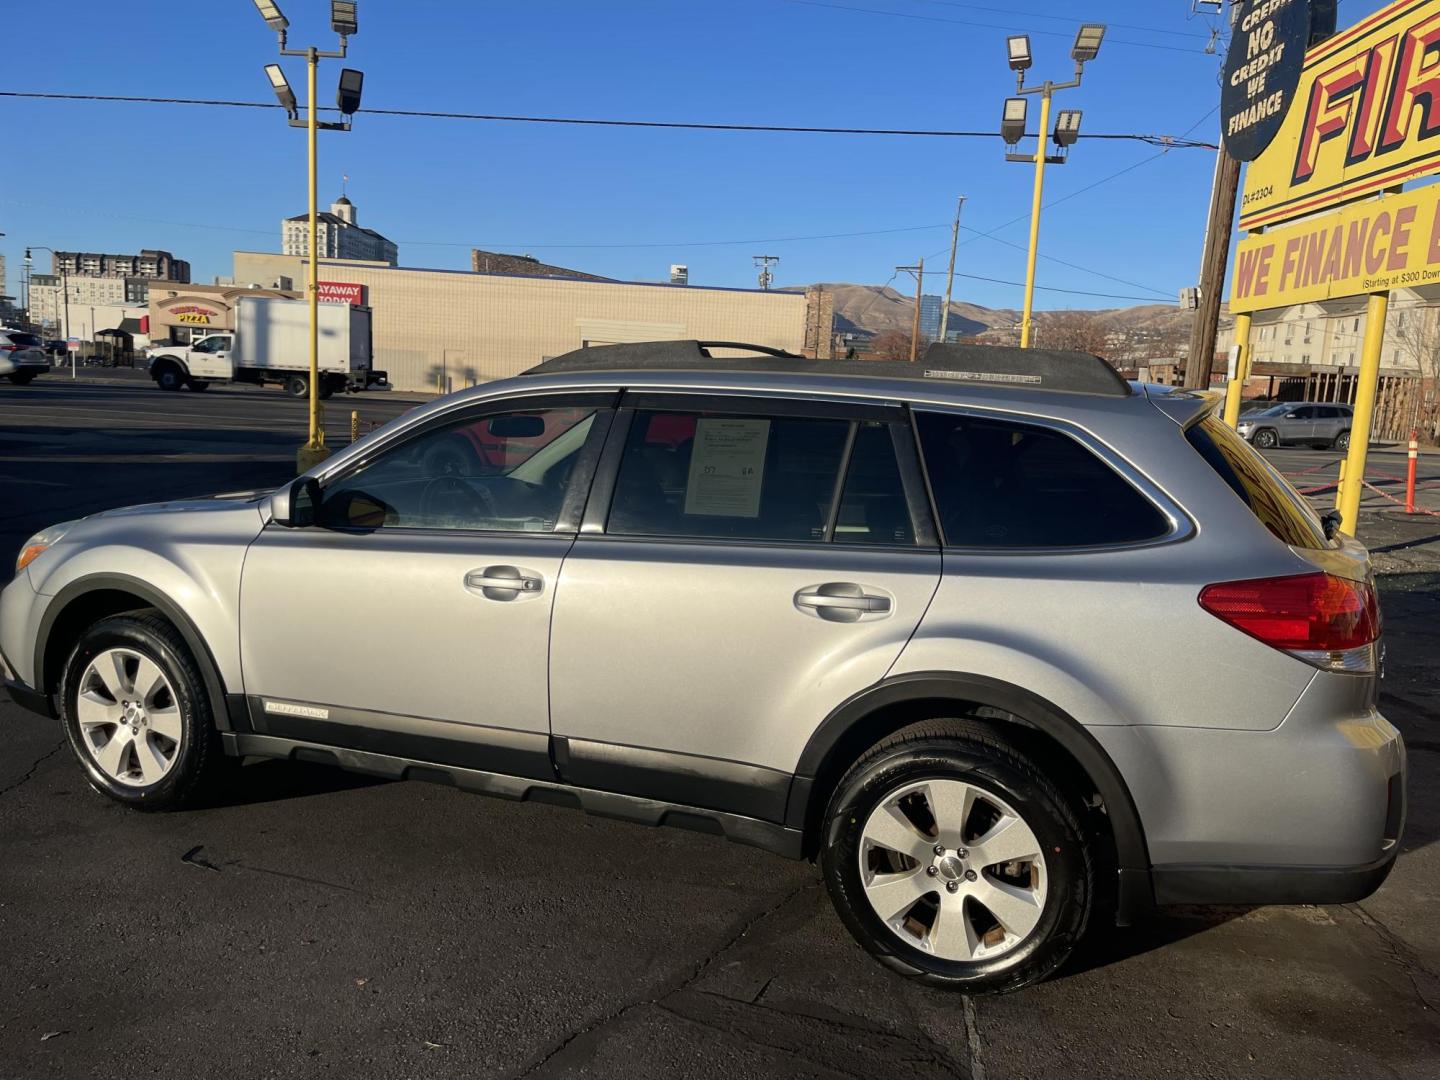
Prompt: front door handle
<box><xmin>465</xmin><ymin>565</ymin><xmax>544</xmax><ymax>600</ymax></box>
<box><xmin>795</xmin><ymin>583</ymin><xmax>893</xmax><ymax>623</ymax></box>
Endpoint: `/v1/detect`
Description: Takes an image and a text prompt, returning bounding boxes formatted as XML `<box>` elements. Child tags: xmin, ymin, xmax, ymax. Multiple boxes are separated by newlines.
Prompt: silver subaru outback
<box><xmin>0</xmin><ymin>342</ymin><xmax>1406</xmax><ymax>994</ymax></box>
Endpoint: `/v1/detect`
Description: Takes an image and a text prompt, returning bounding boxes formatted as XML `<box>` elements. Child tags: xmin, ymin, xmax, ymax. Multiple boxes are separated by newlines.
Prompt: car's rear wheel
<box><xmin>8</xmin><ymin>372</ymin><xmax>36</xmax><ymax>385</ymax></box>
<box><xmin>1252</xmin><ymin>428</ymin><xmax>1278</xmax><ymax>449</ymax></box>
<box><xmin>820</xmin><ymin>720</ymin><xmax>1092</xmax><ymax>994</ymax></box>
<box><xmin>59</xmin><ymin>613</ymin><xmax>225</xmax><ymax>811</ymax></box>
<box><xmin>285</xmin><ymin>374</ymin><xmax>309</xmax><ymax>398</ymax></box>
<box><xmin>1334</xmin><ymin>430</ymin><xmax>1351</xmax><ymax>451</ymax></box>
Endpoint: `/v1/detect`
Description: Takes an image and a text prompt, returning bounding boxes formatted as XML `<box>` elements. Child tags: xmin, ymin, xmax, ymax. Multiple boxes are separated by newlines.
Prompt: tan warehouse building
<box><xmin>232</xmin><ymin>252</ymin><xmax>818</xmax><ymax>393</ymax></box>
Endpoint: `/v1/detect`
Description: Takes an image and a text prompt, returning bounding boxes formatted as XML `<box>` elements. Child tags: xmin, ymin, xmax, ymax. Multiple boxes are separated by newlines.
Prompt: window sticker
<box><xmin>683</xmin><ymin>418</ymin><xmax>771</xmax><ymax>518</ymax></box>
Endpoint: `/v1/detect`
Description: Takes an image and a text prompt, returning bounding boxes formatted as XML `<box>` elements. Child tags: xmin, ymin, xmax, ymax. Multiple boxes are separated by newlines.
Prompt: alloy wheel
<box><xmin>75</xmin><ymin>648</ymin><xmax>182</xmax><ymax>787</ymax></box>
<box><xmin>858</xmin><ymin>778</ymin><xmax>1048</xmax><ymax>962</ymax></box>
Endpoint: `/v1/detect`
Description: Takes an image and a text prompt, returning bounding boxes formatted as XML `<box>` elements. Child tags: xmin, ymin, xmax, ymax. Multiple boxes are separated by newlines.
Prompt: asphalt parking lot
<box><xmin>2</xmin><ymin>373</ymin><xmax>1438</xmax><ymax>1079</ymax></box>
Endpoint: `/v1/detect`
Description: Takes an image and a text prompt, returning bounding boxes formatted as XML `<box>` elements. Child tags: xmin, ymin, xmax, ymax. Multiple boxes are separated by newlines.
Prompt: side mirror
<box><xmin>1321</xmin><ymin>509</ymin><xmax>1343</xmax><ymax>541</ymax></box>
<box><xmin>271</xmin><ymin>476</ymin><xmax>321</xmax><ymax>527</ymax></box>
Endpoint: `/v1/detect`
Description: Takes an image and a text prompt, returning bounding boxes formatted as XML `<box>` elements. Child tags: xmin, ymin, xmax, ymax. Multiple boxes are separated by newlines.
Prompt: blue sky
<box><xmin>0</xmin><ymin>0</ymin><xmax>1394</xmax><ymax>310</ymax></box>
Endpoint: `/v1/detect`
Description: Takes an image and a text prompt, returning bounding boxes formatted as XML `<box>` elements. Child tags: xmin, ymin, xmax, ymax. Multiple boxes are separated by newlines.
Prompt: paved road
<box><xmin>2</xmin><ymin>375</ymin><xmax>1438</xmax><ymax>1079</ymax></box>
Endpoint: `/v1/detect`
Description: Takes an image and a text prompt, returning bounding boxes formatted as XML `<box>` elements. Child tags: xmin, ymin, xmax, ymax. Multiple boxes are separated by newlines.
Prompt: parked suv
<box><xmin>1236</xmin><ymin>402</ymin><xmax>1353</xmax><ymax>450</ymax></box>
<box><xmin>0</xmin><ymin>329</ymin><xmax>50</xmax><ymax>385</ymax></box>
<box><xmin>0</xmin><ymin>342</ymin><xmax>1406</xmax><ymax>993</ymax></box>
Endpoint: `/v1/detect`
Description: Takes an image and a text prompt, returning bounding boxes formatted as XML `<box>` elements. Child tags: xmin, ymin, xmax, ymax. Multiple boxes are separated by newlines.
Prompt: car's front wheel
<box><xmin>820</xmin><ymin>720</ymin><xmax>1092</xmax><ymax>994</ymax></box>
<box><xmin>1252</xmin><ymin>428</ymin><xmax>1278</xmax><ymax>449</ymax></box>
<box><xmin>59</xmin><ymin>613</ymin><xmax>225</xmax><ymax>810</ymax></box>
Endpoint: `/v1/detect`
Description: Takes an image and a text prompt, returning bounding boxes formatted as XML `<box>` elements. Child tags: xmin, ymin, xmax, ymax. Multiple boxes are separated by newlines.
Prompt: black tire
<box><xmin>155</xmin><ymin>364</ymin><xmax>184</xmax><ymax>392</ymax></box>
<box><xmin>1334</xmin><ymin>430</ymin><xmax>1351</xmax><ymax>451</ymax></box>
<box><xmin>1252</xmin><ymin>427</ymin><xmax>1278</xmax><ymax>449</ymax></box>
<box><xmin>820</xmin><ymin>719</ymin><xmax>1092</xmax><ymax>995</ymax></box>
<box><xmin>7</xmin><ymin>372</ymin><xmax>37</xmax><ymax>385</ymax></box>
<box><xmin>187</xmin><ymin>379</ymin><xmax>210</xmax><ymax>392</ymax></box>
<box><xmin>59</xmin><ymin>612</ymin><xmax>226</xmax><ymax>811</ymax></box>
<box><xmin>285</xmin><ymin>374</ymin><xmax>309</xmax><ymax>398</ymax></box>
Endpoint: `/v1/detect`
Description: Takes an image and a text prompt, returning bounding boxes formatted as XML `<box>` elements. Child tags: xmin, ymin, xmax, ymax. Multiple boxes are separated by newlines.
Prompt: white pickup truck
<box><xmin>145</xmin><ymin>296</ymin><xmax>387</xmax><ymax>397</ymax></box>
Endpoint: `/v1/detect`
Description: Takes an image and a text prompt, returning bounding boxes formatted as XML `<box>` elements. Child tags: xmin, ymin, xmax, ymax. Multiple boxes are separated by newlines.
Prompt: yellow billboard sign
<box><xmin>1239</xmin><ymin>0</ymin><xmax>1440</xmax><ymax>231</ymax></box>
<box><xmin>1231</xmin><ymin>182</ymin><xmax>1440</xmax><ymax>312</ymax></box>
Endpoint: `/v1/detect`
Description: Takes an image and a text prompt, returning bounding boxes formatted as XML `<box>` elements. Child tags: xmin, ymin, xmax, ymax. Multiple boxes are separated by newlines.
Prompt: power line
<box><xmin>0</xmin><ymin>91</ymin><xmax>1215</xmax><ymax>148</ymax></box>
<box><xmin>786</xmin><ymin>0</ymin><xmax>1212</xmax><ymax>54</ymax></box>
<box><xmin>905</xmin><ymin>0</ymin><xmax>1211</xmax><ymax>39</ymax></box>
<box><xmin>0</xmin><ymin>198</ymin><xmax>953</xmax><ymax>250</ymax></box>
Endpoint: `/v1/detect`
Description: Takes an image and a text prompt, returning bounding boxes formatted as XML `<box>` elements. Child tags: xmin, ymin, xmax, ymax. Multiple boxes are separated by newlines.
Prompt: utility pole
<box><xmin>754</xmin><ymin>254</ymin><xmax>779</xmax><ymax>291</ymax></box>
<box><xmin>897</xmin><ymin>259</ymin><xmax>925</xmax><ymax>362</ymax></box>
<box><xmin>1185</xmin><ymin>147</ymin><xmax>1241</xmax><ymax>389</ymax></box>
<box><xmin>939</xmin><ymin>196</ymin><xmax>966</xmax><ymax>344</ymax></box>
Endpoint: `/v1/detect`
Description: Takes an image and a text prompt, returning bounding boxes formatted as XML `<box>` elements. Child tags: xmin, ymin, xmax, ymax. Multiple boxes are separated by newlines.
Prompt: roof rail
<box><xmin>525</xmin><ymin>339</ymin><xmax>1130</xmax><ymax>397</ymax></box>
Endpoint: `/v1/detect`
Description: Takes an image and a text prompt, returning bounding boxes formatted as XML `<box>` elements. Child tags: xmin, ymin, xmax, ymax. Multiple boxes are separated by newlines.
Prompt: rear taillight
<box><xmin>1199</xmin><ymin>572</ymin><xmax>1381</xmax><ymax>673</ymax></box>
<box><xmin>0</xmin><ymin>344</ymin><xmax>19</xmax><ymax>352</ymax></box>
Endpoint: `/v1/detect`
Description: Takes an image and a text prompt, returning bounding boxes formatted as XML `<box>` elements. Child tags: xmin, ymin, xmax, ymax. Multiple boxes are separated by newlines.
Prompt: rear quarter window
<box><xmin>916</xmin><ymin>411</ymin><xmax>1171</xmax><ymax>548</ymax></box>
<box><xmin>1185</xmin><ymin>415</ymin><xmax>1329</xmax><ymax>549</ymax></box>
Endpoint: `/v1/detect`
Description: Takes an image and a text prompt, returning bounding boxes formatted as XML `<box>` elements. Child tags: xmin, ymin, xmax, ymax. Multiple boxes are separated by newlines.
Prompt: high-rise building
<box><xmin>283</xmin><ymin>195</ymin><xmax>398</xmax><ymax>266</ymax></box>
<box><xmin>919</xmin><ymin>294</ymin><xmax>944</xmax><ymax>342</ymax></box>
<box><xmin>52</xmin><ymin>249</ymin><xmax>189</xmax><ymax>282</ymax></box>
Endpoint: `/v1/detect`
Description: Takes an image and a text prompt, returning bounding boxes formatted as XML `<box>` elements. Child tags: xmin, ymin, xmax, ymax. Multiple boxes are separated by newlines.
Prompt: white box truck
<box><xmin>145</xmin><ymin>296</ymin><xmax>387</xmax><ymax>397</ymax></box>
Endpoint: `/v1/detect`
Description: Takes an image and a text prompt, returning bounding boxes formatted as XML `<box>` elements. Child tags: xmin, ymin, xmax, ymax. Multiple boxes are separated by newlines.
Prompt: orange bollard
<box><xmin>1406</xmin><ymin>429</ymin><xmax>1419</xmax><ymax>514</ymax></box>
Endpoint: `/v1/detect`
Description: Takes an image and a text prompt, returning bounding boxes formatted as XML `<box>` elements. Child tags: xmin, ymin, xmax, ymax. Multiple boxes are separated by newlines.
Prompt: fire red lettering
<box><xmin>1377</xmin><ymin>12</ymin><xmax>1440</xmax><ymax>153</ymax></box>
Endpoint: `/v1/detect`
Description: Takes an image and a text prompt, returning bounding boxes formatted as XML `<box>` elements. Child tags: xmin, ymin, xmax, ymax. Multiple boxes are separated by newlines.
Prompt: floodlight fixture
<box><xmin>1054</xmin><ymin>108</ymin><xmax>1082</xmax><ymax>147</ymax></box>
<box><xmin>252</xmin><ymin>0</ymin><xmax>289</xmax><ymax>32</ymax></box>
<box><xmin>331</xmin><ymin>0</ymin><xmax>358</xmax><ymax>37</ymax></box>
<box><xmin>337</xmin><ymin>68</ymin><xmax>364</xmax><ymax>116</ymax></box>
<box><xmin>265</xmin><ymin>64</ymin><xmax>297</xmax><ymax>117</ymax></box>
<box><xmin>1001</xmin><ymin>97</ymin><xmax>1028</xmax><ymax>145</ymax></box>
<box><xmin>1007</xmin><ymin>35</ymin><xmax>1032</xmax><ymax>72</ymax></box>
<box><xmin>1072</xmin><ymin>23</ymin><xmax>1106</xmax><ymax>63</ymax></box>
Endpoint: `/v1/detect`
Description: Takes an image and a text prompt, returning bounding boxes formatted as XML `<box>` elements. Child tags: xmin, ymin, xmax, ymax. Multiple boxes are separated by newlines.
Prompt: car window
<box><xmin>1291</xmin><ymin>406</ymin><xmax>1316</xmax><ymax>419</ymax></box>
<box><xmin>834</xmin><ymin>422</ymin><xmax>914</xmax><ymax>546</ymax></box>
<box><xmin>916</xmin><ymin>412</ymin><xmax>1170</xmax><ymax>548</ymax></box>
<box><xmin>1186</xmin><ymin>415</ymin><xmax>1329</xmax><ymax>549</ymax></box>
<box><xmin>608</xmin><ymin>410</ymin><xmax>850</xmax><ymax>542</ymax></box>
<box><xmin>319</xmin><ymin>405</ymin><xmax>599</xmax><ymax>532</ymax></box>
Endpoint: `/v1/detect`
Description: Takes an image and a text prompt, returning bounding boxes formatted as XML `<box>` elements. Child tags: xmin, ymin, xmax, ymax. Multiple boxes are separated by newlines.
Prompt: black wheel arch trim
<box><xmin>789</xmin><ymin>670</ymin><xmax>1153</xmax><ymax>877</ymax></box>
<box><xmin>34</xmin><ymin>573</ymin><xmax>245</xmax><ymax>733</ymax></box>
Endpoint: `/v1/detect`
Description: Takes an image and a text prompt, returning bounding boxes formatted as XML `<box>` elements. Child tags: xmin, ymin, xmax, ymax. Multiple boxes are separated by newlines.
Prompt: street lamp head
<box><xmin>1006</xmin><ymin>34</ymin><xmax>1032</xmax><ymax>72</ymax></box>
<box><xmin>1001</xmin><ymin>97</ymin><xmax>1028</xmax><ymax>145</ymax></box>
<box><xmin>265</xmin><ymin>64</ymin><xmax>298</xmax><ymax>118</ymax></box>
<box><xmin>251</xmin><ymin>0</ymin><xmax>289</xmax><ymax>32</ymax></box>
<box><xmin>331</xmin><ymin>0</ymin><xmax>358</xmax><ymax>36</ymax></box>
<box><xmin>1072</xmin><ymin>23</ymin><xmax>1106</xmax><ymax>63</ymax></box>
<box><xmin>1054</xmin><ymin>108</ymin><xmax>1083</xmax><ymax>147</ymax></box>
<box><xmin>337</xmin><ymin>68</ymin><xmax>364</xmax><ymax>117</ymax></box>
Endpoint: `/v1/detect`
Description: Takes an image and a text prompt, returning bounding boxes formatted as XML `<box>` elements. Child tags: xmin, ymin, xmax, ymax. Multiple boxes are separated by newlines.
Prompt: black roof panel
<box><xmin>526</xmin><ymin>340</ymin><xmax>1131</xmax><ymax>397</ymax></box>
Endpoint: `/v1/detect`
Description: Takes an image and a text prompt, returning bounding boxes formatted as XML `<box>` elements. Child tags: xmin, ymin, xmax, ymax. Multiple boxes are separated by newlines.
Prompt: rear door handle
<box><xmin>795</xmin><ymin>583</ymin><xmax>893</xmax><ymax>623</ymax></box>
<box><xmin>465</xmin><ymin>565</ymin><xmax>544</xmax><ymax>599</ymax></box>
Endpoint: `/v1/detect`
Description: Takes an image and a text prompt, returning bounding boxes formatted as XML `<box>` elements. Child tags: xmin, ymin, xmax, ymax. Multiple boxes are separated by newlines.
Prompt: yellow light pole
<box><xmin>254</xmin><ymin>0</ymin><xmax>362</xmax><ymax>473</ymax></box>
<box><xmin>1222</xmin><ymin>312</ymin><xmax>1252</xmax><ymax>428</ymax></box>
<box><xmin>1002</xmin><ymin>25</ymin><xmax>1105</xmax><ymax>348</ymax></box>
<box><xmin>1336</xmin><ymin>291</ymin><xmax>1389</xmax><ymax>535</ymax></box>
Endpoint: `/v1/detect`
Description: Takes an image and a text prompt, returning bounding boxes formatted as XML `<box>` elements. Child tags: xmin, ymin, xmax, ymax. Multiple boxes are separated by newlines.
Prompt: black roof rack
<box><xmin>525</xmin><ymin>340</ymin><xmax>1131</xmax><ymax>398</ymax></box>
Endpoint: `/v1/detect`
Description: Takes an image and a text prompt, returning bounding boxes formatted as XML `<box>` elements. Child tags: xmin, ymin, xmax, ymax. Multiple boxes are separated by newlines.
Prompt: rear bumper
<box><xmin>1152</xmin><ymin>846</ymin><xmax>1399</xmax><ymax>906</ymax></box>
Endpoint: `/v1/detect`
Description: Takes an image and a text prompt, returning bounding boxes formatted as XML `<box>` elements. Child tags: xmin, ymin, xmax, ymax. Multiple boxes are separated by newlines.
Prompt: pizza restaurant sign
<box><xmin>169</xmin><ymin>304</ymin><xmax>218</xmax><ymax>325</ymax></box>
<box><xmin>1240</xmin><ymin>0</ymin><xmax>1440</xmax><ymax>231</ymax></box>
